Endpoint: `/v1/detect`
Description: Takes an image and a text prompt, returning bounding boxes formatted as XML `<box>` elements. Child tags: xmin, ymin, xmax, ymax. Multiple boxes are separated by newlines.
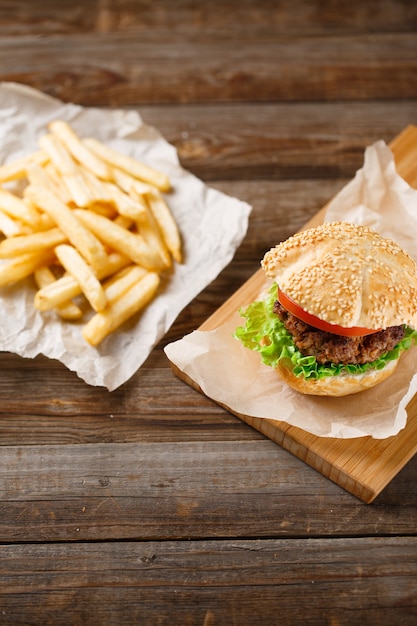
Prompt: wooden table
<box><xmin>1</xmin><ymin>2</ymin><xmax>417</xmax><ymax>624</ymax></box>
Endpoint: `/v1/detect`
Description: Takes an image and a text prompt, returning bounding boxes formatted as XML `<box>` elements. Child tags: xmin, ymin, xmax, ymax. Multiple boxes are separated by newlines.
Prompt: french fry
<box><xmin>34</xmin><ymin>273</ymin><xmax>82</xmax><ymax>311</ymax></box>
<box><xmin>118</xmin><ymin>169</ymin><xmax>155</xmax><ymax>198</ymax></box>
<box><xmin>34</xmin><ymin>252</ymin><xmax>131</xmax><ymax>311</ymax></box>
<box><xmin>34</xmin><ymin>266</ymin><xmax>83</xmax><ymax>320</ymax></box>
<box><xmin>135</xmin><ymin>198</ymin><xmax>171</xmax><ymax>270</ymax></box>
<box><xmin>113</xmin><ymin>214</ymin><xmax>133</xmax><ymax>229</ymax></box>
<box><xmin>146</xmin><ymin>188</ymin><xmax>182</xmax><ymax>263</ymax></box>
<box><xmin>26</xmin><ymin>162</ymin><xmax>70</xmax><ymax>204</ymax></box>
<box><xmin>87</xmin><ymin>202</ymin><xmax>118</xmax><ymax>219</ymax></box>
<box><xmin>74</xmin><ymin>208</ymin><xmax>164</xmax><ymax>270</ymax></box>
<box><xmin>0</xmin><ymin>209</ymin><xmax>24</xmax><ymax>237</ymax></box>
<box><xmin>82</xmin><ymin>271</ymin><xmax>160</xmax><ymax>346</ymax></box>
<box><xmin>23</xmin><ymin>202</ymin><xmax>56</xmax><ymax>232</ymax></box>
<box><xmin>0</xmin><ymin>120</ymin><xmax>182</xmax><ymax>346</ymax></box>
<box><xmin>0</xmin><ymin>249</ymin><xmax>55</xmax><ymax>287</ymax></box>
<box><xmin>38</xmin><ymin>133</ymin><xmax>77</xmax><ymax>176</ymax></box>
<box><xmin>0</xmin><ymin>150</ymin><xmax>48</xmax><ymax>183</ymax></box>
<box><xmin>83</xmin><ymin>137</ymin><xmax>171</xmax><ymax>192</ymax></box>
<box><xmin>0</xmin><ymin>227</ymin><xmax>67</xmax><ymax>258</ymax></box>
<box><xmin>105</xmin><ymin>182</ymin><xmax>147</xmax><ymax>221</ymax></box>
<box><xmin>113</xmin><ymin>172</ymin><xmax>172</xmax><ymax>265</ymax></box>
<box><xmin>49</xmin><ymin>120</ymin><xmax>111</xmax><ymax>180</ymax></box>
<box><xmin>0</xmin><ymin>188</ymin><xmax>41</xmax><ymax>227</ymax></box>
<box><xmin>111</xmin><ymin>167</ymin><xmax>153</xmax><ymax>198</ymax></box>
<box><xmin>54</xmin><ymin>244</ymin><xmax>107</xmax><ymax>313</ymax></box>
<box><xmin>26</xmin><ymin>185</ymin><xmax>108</xmax><ymax>270</ymax></box>
<box><xmin>79</xmin><ymin>168</ymin><xmax>113</xmax><ymax>204</ymax></box>
<box><xmin>38</xmin><ymin>134</ymin><xmax>94</xmax><ymax>207</ymax></box>
<box><xmin>62</xmin><ymin>172</ymin><xmax>95</xmax><ymax>208</ymax></box>
<box><xmin>111</xmin><ymin>166</ymin><xmax>137</xmax><ymax>195</ymax></box>
<box><xmin>102</xmin><ymin>265</ymin><xmax>147</xmax><ymax>303</ymax></box>
<box><xmin>44</xmin><ymin>162</ymin><xmax>73</xmax><ymax>203</ymax></box>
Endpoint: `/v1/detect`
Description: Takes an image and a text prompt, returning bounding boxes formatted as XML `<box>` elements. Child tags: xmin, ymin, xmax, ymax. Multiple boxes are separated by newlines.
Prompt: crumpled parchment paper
<box><xmin>0</xmin><ymin>82</ymin><xmax>252</xmax><ymax>390</ymax></box>
<box><xmin>165</xmin><ymin>139</ymin><xmax>417</xmax><ymax>439</ymax></box>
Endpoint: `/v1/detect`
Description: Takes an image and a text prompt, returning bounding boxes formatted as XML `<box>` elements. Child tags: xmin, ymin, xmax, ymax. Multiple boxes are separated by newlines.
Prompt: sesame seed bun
<box><xmin>262</xmin><ymin>221</ymin><xmax>417</xmax><ymax>330</ymax></box>
<box><xmin>260</xmin><ymin>221</ymin><xmax>417</xmax><ymax>396</ymax></box>
<box><xmin>276</xmin><ymin>358</ymin><xmax>399</xmax><ymax>397</ymax></box>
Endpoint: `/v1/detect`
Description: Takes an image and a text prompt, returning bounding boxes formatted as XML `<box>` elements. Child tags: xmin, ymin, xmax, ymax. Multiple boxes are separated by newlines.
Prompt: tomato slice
<box><xmin>277</xmin><ymin>288</ymin><xmax>380</xmax><ymax>337</ymax></box>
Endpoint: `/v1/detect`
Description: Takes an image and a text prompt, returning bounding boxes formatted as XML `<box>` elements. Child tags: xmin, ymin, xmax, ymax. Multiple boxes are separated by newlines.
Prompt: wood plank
<box><xmin>0</xmin><ymin>441</ymin><xmax>416</xmax><ymax>542</ymax></box>
<box><xmin>140</xmin><ymin>101</ymin><xmax>417</xmax><ymax>181</ymax></box>
<box><xmin>0</xmin><ymin>33</ymin><xmax>416</xmax><ymax>105</ymax></box>
<box><xmin>0</xmin><ymin>3</ymin><xmax>415</xmax><ymax>623</ymax></box>
<box><xmin>1</xmin><ymin>537</ymin><xmax>416</xmax><ymax>625</ymax></box>
<box><xmin>169</xmin><ymin>125</ymin><xmax>417</xmax><ymax>503</ymax></box>
<box><xmin>0</xmin><ymin>349</ymin><xmax>257</xmax><ymax>445</ymax></box>
<box><xmin>0</xmin><ymin>176</ymin><xmax>336</xmax><ymax>448</ymax></box>
<box><xmin>0</xmin><ymin>100</ymin><xmax>415</xmax><ymax>183</ymax></box>
<box><xmin>0</xmin><ymin>179</ymin><xmax>363</xmax><ymax>448</ymax></box>
<box><xmin>2</xmin><ymin>0</ymin><xmax>416</xmax><ymax>37</ymax></box>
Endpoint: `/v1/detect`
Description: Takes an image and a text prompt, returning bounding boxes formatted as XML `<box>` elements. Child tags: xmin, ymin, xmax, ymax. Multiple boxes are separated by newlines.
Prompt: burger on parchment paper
<box><xmin>235</xmin><ymin>221</ymin><xmax>417</xmax><ymax>397</ymax></box>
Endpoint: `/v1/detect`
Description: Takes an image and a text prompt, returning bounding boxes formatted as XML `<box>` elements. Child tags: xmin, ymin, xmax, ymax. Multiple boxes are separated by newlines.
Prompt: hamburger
<box><xmin>235</xmin><ymin>221</ymin><xmax>417</xmax><ymax>396</ymax></box>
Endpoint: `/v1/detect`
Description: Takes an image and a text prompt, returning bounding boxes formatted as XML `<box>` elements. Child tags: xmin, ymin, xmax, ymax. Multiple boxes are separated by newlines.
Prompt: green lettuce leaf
<box><xmin>234</xmin><ymin>283</ymin><xmax>417</xmax><ymax>381</ymax></box>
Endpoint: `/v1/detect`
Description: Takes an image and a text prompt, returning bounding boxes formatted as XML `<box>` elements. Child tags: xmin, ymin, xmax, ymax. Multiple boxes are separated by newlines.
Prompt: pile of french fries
<box><xmin>0</xmin><ymin>120</ymin><xmax>182</xmax><ymax>346</ymax></box>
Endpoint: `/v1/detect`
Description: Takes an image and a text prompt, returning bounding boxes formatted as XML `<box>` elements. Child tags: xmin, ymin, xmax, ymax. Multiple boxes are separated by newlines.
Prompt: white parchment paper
<box><xmin>165</xmin><ymin>139</ymin><xmax>417</xmax><ymax>439</ymax></box>
<box><xmin>0</xmin><ymin>82</ymin><xmax>252</xmax><ymax>390</ymax></box>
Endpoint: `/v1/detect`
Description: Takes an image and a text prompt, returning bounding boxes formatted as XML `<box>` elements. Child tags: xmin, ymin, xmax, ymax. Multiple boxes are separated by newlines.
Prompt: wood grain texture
<box><xmin>2</xmin><ymin>0</ymin><xmax>417</xmax><ymax>37</ymax></box>
<box><xmin>0</xmin><ymin>1</ymin><xmax>416</xmax><ymax>106</ymax></box>
<box><xmin>0</xmin><ymin>1</ymin><xmax>417</xmax><ymax>624</ymax></box>
<box><xmin>139</xmin><ymin>101</ymin><xmax>417</xmax><ymax>180</ymax></box>
<box><xmin>1</xmin><ymin>33</ymin><xmax>416</xmax><ymax>105</ymax></box>
<box><xmin>171</xmin><ymin>125</ymin><xmax>417</xmax><ymax>503</ymax></box>
<box><xmin>1</xmin><ymin>440</ymin><xmax>417</xmax><ymax>543</ymax></box>
<box><xmin>1</xmin><ymin>538</ymin><xmax>417</xmax><ymax>626</ymax></box>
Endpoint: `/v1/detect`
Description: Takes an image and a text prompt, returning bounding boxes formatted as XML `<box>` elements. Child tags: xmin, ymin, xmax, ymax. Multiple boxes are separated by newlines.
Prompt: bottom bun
<box><xmin>276</xmin><ymin>358</ymin><xmax>399</xmax><ymax>397</ymax></box>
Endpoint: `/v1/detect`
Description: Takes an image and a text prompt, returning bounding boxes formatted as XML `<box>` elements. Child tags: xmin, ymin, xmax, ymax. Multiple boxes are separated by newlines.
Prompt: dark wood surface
<box><xmin>1</xmin><ymin>2</ymin><xmax>417</xmax><ymax>624</ymax></box>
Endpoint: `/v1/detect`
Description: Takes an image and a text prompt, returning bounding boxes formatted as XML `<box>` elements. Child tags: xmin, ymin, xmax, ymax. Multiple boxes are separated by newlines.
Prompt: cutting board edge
<box><xmin>168</xmin><ymin>362</ymin><xmax>379</xmax><ymax>503</ymax></box>
<box><xmin>168</xmin><ymin>124</ymin><xmax>417</xmax><ymax>504</ymax></box>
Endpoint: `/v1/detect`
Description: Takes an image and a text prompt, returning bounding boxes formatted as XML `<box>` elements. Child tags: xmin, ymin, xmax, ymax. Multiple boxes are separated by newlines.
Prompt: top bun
<box><xmin>261</xmin><ymin>221</ymin><xmax>417</xmax><ymax>330</ymax></box>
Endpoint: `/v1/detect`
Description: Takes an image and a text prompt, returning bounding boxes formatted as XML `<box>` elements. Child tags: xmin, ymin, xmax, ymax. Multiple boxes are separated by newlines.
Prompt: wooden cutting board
<box><xmin>170</xmin><ymin>125</ymin><xmax>417</xmax><ymax>503</ymax></box>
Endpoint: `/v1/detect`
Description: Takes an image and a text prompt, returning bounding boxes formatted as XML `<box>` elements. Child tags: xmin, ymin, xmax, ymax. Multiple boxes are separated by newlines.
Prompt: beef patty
<box><xmin>273</xmin><ymin>301</ymin><xmax>405</xmax><ymax>365</ymax></box>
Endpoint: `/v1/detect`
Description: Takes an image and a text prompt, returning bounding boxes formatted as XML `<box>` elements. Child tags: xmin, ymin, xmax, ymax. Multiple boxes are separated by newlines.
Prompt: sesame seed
<box><xmin>261</xmin><ymin>221</ymin><xmax>417</xmax><ymax>328</ymax></box>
